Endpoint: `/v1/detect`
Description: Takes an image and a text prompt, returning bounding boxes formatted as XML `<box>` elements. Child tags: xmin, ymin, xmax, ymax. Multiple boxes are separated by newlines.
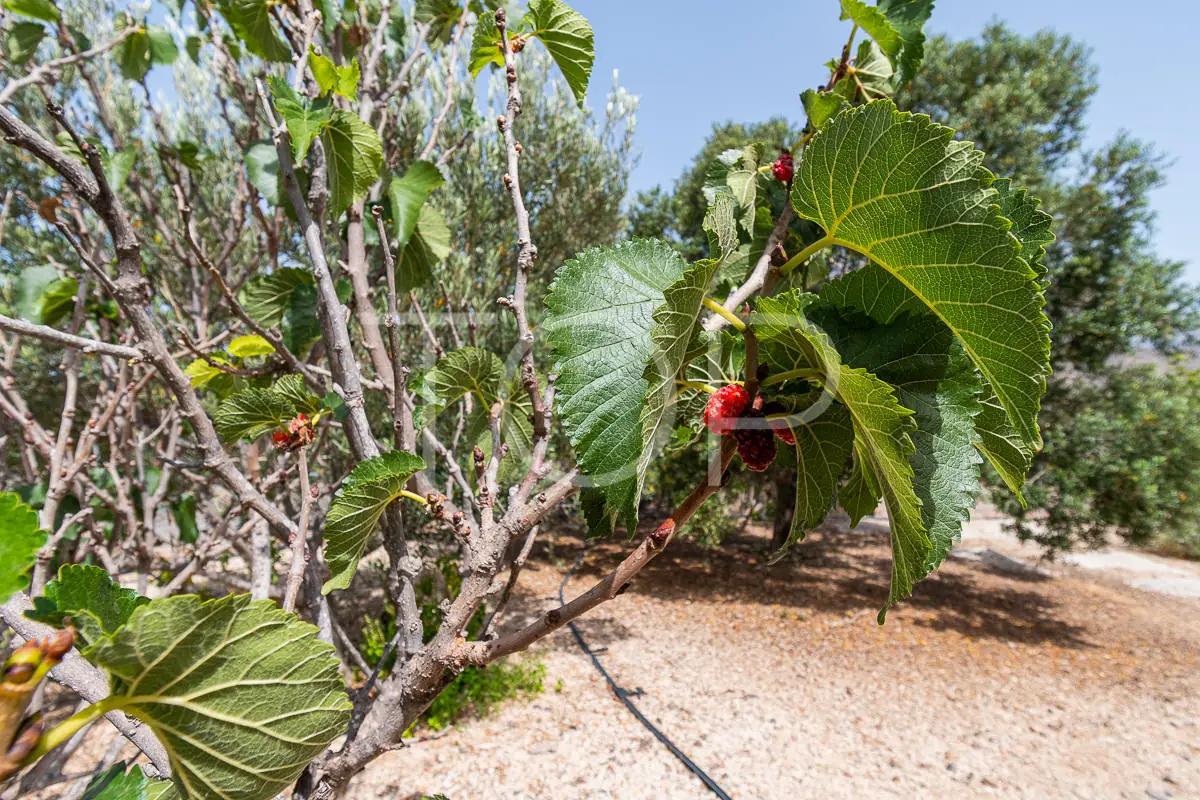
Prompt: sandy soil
<box><xmin>349</xmin><ymin>511</ymin><xmax>1200</xmax><ymax>800</ymax></box>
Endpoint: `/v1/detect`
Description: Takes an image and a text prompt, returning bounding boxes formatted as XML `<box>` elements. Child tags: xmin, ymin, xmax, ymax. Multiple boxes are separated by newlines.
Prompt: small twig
<box><xmin>0</xmin><ymin>314</ymin><xmax>142</xmax><ymax>360</ymax></box>
<box><xmin>283</xmin><ymin>449</ymin><xmax>315</xmax><ymax>613</ymax></box>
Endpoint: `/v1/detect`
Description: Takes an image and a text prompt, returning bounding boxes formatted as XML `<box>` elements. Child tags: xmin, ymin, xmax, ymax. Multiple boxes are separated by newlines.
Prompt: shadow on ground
<box><xmin>527</xmin><ymin>516</ymin><xmax>1092</xmax><ymax>650</ymax></box>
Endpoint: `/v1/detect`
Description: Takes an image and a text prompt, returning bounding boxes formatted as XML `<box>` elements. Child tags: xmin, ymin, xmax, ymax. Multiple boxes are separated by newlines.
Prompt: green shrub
<box><xmin>993</xmin><ymin>366</ymin><xmax>1200</xmax><ymax>555</ymax></box>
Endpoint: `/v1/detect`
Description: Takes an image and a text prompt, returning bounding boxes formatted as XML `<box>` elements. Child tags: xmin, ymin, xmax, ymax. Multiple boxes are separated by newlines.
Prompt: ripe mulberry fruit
<box><xmin>733</xmin><ymin>409</ymin><xmax>777</xmax><ymax>471</ymax></box>
<box><xmin>703</xmin><ymin>384</ymin><xmax>750</xmax><ymax>436</ymax></box>
<box><xmin>771</xmin><ymin>420</ymin><xmax>797</xmax><ymax>446</ymax></box>
<box><xmin>771</xmin><ymin>152</ymin><xmax>794</xmax><ymax>183</ymax></box>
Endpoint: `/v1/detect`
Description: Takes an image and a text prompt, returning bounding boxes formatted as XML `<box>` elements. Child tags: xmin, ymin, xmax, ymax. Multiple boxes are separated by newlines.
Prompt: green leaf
<box><xmin>183</xmin><ymin>357</ymin><xmax>232</xmax><ymax>389</ymax></box>
<box><xmin>322</xmin><ymin>451</ymin><xmax>426</xmax><ymax>592</ymax></box>
<box><xmin>544</xmin><ymin>240</ymin><xmax>688</xmax><ymax>533</ymax></box>
<box><xmin>81</xmin><ymin>761</ymin><xmax>179</xmax><ymax>800</ymax></box>
<box><xmin>524</xmin><ymin>0</ymin><xmax>594</xmax><ymax>106</ymax></box>
<box><xmin>227</xmin><ymin>334</ymin><xmax>275</xmax><ymax>358</ymax></box>
<box><xmin>271</xmin><ymin>373</ymin><xmax>324</xmax><ymax>416</ymax></box>
<box><xmin>244</xmin><ymin>140</ymin><xmax>282</xmax><ymax>205</ymax></box>
<box><xmin>467</xmin><ymin>10</ymin><xmax>504</xmax><ymax>78</ymax></box>
<box><xmin>755</xmin><ymin>291</ymin><xmax>929</xmax><ymax>619</ymax></box>
<box><xmin>389</xmin><ymin>160</ymin><xmax>444</xmax><ymax>249</ymax></box>
<box><xmin>185</xmin><ymin>34</ymin><xmax>202</xmax><ymax>63</ymax></box>
<box><xmin>638</xmin><ymin>258</ymin><xmax>722</xmax><ymax>521</ymax></box>
<box><xmin>840</xmin><ymin>439</ymin><xmax>881</xmax><ymax>524</ymax></box>
<box><xmin>702</xmin><ymin>143</ymin><xmax>765</xmax><ymax>233</ymax></box>
<box><xmin>241</xmin><ymin>267</ymin><xmax>314</xmax><ymax>327</ymax></box>
<box><xmin>973</xmin><ymin>390</ymin><xmax>1032</xmax><ymax>503</ymax></box>
<box><xmin>1</xmin><ymin>0</ymin><xmax>59</xmax><ymax>23</ymax></box>
<box><xmin>102</xmin><ymin>148</ymin><xmax>137</xmax><ymax>193</ymax></box>
<box><xmin>817</xmin><ymin>307</ymin><xmax>983</xmax><ymax>574</ymax></box>
<box><xmin>840</xmin><ymin>0</ymin><xmax>902</xmax><ymax>59</ymax></box>
<box><xmin>34</xmin><ymin>277</ymin><xmax>77</xmax><ymax>326</ymax></box>
<box><xmin>268</xmin><ymin>76</ymin><xmax>332</xmax><ymax>164</ymax></box>
<box><xmin>213</xmin><ymin>374</ymin><xmax>321</xmax><ymax>442</ymax></box>
<box><xmin>801</xmin><ymin>89</ymin><xmax>848</xmax><ymax>131</ymax></box>
<box><xmin>15</xmin><ymin>263</ymin><xmax>57</xmax><ymax>321</ymax></box>
<box><xmin>0</xmin><ymin>492</ymin><xmax>45</xmax><ymax>600</ymax></box>
<box><xmin>172</xmin><ymin>493</ymin><xmax>199</xmax><ymax>544</ymax></box>
<box><xmin>146</xmin><ymin>25</ymin><xmax>178</xmax><ymax>65</ymax></box>
<box><xmin>702</xmin><ymin>194</ymin><xmax>738</xmax><ymax>261</ymax></box>
<box><xmin>322</xmin><ymin>109</ymin><xmax>383</xmax><ymax>212</ymax></box>
<box><xmin>774</xmin><ymin>392</ymin><xmax>855</xmax><ymax>551</ymax></box>
<box><xmin>115</xmin><ymin>25</ymin><xmax>152</xmax><ymax>81</ymax></box>
<box><xmin>992</xmin><ymin>177</ymin><xmax>1054</xmax><ymax>280</ymax></box>
<box><xmin>27</xmin><ymin>564</ymin><xmax>148</xmax><ymax>648</ymax></box>
<box><xmin>398</xmin><ymin>205</ymin><xmax>451</xmax><ymax>292</ymax></box>
<box><xmin>219</xmin><ymin>0</ymin><xmax>291</xmax><ymax>62</ymax></box>
<box><xmin>415</xmin><ymin>0</ymin><xmax>463</xmax><ymax>45</ymax></box>
<box><xmin>282</xmin><ymin>283</ymin><xmax>321</xmax><ymax>354</ymax></box>
<box><xmin>83</xmin><ymin>594</ymin><xmax>351</xmax><ymax>800</ymax></box>
<box><xmin>308</xmin><ymin>48</ymin><xmax>359</xmax><ymax>101</ymax></box>
<box><xmin>214</xmin><ymin>386</ymin><xmax>293</xmax><ymax>442</ymax></box>
<box><xmin>790</xmin><ymin>99</ymin><xmax>1050</xmax><ymax>451</ymax></box>
<box><xmin>423</xmin><ymin>347</ymin><xmax>504</xmax><ymax>409</ymax></box>
<box><xmin>4</xmin><ymin>21</ymin><xmax>45</xmax><ymax>65</ymax></box>
<box><xmin>834</xmin><ymin>39</ymin><xmax>893</xmax><ymax>102</ymax></box>
<box><xmin>876</xmin><ymin>0</ymin><xmax>935</xmax><ymax>86</ymax></box>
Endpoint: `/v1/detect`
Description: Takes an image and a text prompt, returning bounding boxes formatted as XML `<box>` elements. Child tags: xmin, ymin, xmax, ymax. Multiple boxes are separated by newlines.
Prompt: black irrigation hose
<box><xmin>558</xmin><ymin>549</ymin><xmax>735</xmax><ymax>800</ymax></box>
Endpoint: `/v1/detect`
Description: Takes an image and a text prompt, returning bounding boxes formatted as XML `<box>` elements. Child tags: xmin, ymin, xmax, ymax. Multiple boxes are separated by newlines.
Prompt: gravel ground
<box><xmin>350</xmin><ymin>513</ymin><xmax>1200</xmax><ymax>800</ymax></box>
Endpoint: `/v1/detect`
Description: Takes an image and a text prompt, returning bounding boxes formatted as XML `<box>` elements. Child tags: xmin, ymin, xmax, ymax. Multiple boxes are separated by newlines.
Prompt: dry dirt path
<box><xmin>351</xmin><ymin>513</ymin><xmax>1200</xmax><ymax>800</ymax></box>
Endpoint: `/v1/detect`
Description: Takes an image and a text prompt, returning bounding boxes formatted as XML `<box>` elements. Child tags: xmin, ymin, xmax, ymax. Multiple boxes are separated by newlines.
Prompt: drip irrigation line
<box><xmin>558</xmin><ymin>548</ymin><xmax>734</xmax><ymax>800</ymax></box>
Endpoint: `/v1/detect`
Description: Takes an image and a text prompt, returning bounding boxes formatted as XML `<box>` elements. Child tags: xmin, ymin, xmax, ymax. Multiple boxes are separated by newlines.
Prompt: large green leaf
<box><xmin>544</xmin><ymin>240</ymin><xmax>688</xmax><ymax>533</ymax></box>
<box><xmin>308</xmin><ymin>49</ymin><xmax>359</xmax><ymax>101</ymax></box>
<box><xmin>775</xmin><ymin>392</ymin><xmax>855</xmax><ymax>550</ymax></box>
<box><xmin>422</xmin><ymin>347</ymin><xmax>504</xmax><ymax>409</ymax></box>
<box><xmin>214</xmin><ymin>374</ymin><xmax>320</xmax><ymax>442</ymax></box>
<box><xmin>81</xmin><ymin>761</ymin><xmax>179</xmax><ymax>800</ymax></box>
<box><xmin>398</xmin><ymin>205</ymin><xmax>451</xmax><ymax>292</ymax></box>
<box><xmin>4</xmin><ymin>21</ymin><xmax>45</xmax><ymax>65</ymax></box>
<box><xmin>322</xmin><ymin>110</ymin><xmax>383</xmax><ymax>213</ymax></box>
<box><xmin>524</xmin><ymin>0</ymin><xmax>594</xmax><ymax>106</ymax></box>
<box><xmin>0</xmin><ymin>492</ymin><xmax>45</xmax><ymax>601</ymax></box>
<box><xmin>27</xmin><ymin>564</ymin><xmax>148</xmax><ymax>648</ymax></box>
<box><xmin>146</xmin><ymin>25</ymin><xmax>178</xmax><ymax>65</ymax></box>
<box><xmin>268</xmin><ymin>77</ymin><xmax>332</xmax><ymax>164</ymax></box>
<box><xmin>816</xmin><ymin>307</ymin><xmax>983</xmax><ymax>574</ymax></box>
<box><xmin>322</xmin><ymin>451</ymin><xmax>426</xmax><ymax>592</ymax></box>
<box><xmin>243</xmin><ymin>140</ymin><xmax>283</xmax><ymax>205</ymax></box>
<box><xmin>219</xmin><ymin>0</ymin><xmax>291</xmax><ymax>62</ymax></box>
<box><xmin>637</xmin><ymin>258</ymin><xmax>722</xmax><ymax>516</ymax></box>
<box><xmin>755</xmin><ymin>291</ymin><xmax>928</xmax><ymax>619</ymax></box>
<box><xmin>115</xmin><ymin>25</ymin><xmax>152</xmax><ymax>81</ymax></box>
<box><xmin>389</xmin><ymin>161</ymin><xmax>444</xmax><ymax>249</ymax></box>
<box><xmin>876</xmin><ymin>0</ymin><xmax>935</xmax><ymax>86</ymax></box>
<box><xmin>790</xmin><ymin>99</ymin><xmax>1050</xmax><ymax>451</ymax></box>
<box><xmin>1</xmin><ymin>0</ymin><xmax>59</xmax><ymax>23</ymax></box>
<box><xmin>241</xmin><ymin>267</ymin><xmax>314</xmax><ymax>327</ymax></box>
<box><xmin>83</xmin><ymin>595</ymin><xmax>351</xmax><ymax>800</ymax></box>
<box><xmin>839</xmin><ymin>0</ymin><xmax>902</xmax><ymax>59</ymax></box>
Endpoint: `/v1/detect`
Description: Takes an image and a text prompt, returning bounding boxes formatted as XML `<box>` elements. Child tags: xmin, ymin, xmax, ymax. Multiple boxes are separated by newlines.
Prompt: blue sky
<box><xmin>570</xmin><ymin>0</ymin><xmax>1200</xmax><ymax>282</ymax></box>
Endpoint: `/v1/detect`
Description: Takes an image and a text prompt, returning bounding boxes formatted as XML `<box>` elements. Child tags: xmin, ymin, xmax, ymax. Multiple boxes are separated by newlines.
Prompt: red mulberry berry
<box><xmin>270</xmin><ymin>429</ymin><xmax>290</xmax><ymax>449</ymax></box>
<box><xmin>771</xmin><ymin>153</ymin><xmax>794</xmax><ymax>183</ymax></box>
<box><xmin>703</xmin><ymin>384</ymin><xmax>750</xmax><ymax>436</ymax></box>
<box><xmin>771</xmin><ymin>420</ymin><xmax>797</xmax><ymax>446</ymax></box>
<box><xmin>733</xmin><ymin>409</ymin><xmax>777</xmax><ymax>471</ymax></box>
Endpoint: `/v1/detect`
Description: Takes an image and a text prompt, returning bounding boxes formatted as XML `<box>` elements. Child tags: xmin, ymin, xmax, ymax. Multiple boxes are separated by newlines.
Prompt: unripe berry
<box><xmin>771</xmin><ymin>152</ymin><xmax>794</xmax><ymax>183</ymax></box>
<box><xmin>733</xmin><ymin>409</ymin><xmax>776</xmax><ymax>471</ymax></box>
<box><xmin>703</xmin><ymin>384</ymin><xmax>750</xmax><ymax>436</ymax></box>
